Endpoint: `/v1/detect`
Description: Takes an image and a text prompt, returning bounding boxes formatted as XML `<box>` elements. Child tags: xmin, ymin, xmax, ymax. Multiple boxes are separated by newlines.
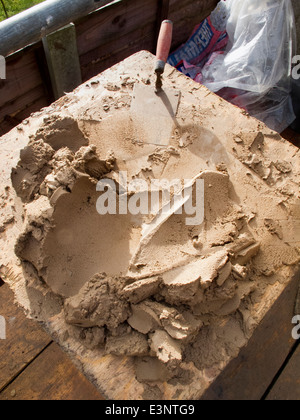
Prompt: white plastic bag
<box><xmin>169</xmin><ymin>0</ymin><xmax>296</xmax><ymax>133</ymax></box>
<box><xmin>201</xmin><ymin>0</ymin><xmax>296</xmax><ymax>132</ymax></box>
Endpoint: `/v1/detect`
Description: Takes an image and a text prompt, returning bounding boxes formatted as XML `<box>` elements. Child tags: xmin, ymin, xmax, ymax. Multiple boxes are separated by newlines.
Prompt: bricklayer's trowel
<box><xmin>130</xmin><ymin>20</ymin><xmax>180</xmax><ymax>147</ymax></box>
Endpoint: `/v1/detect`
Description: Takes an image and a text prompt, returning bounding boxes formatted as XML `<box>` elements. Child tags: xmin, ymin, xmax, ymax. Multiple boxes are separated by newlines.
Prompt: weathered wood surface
<box><xmin>0</xmin><ymin>283</ymin><xmax>51</xmax><ymax>392</ymax></box>
<box><xmin>282</xmin><ymin>127</ymin><xmax>300</xmax><ymax>148</ymax></box>
<box><xmin>169</xmin><ymin>0</ymin><xmax>218</xmax><ymax>49</ymax></box>
<box><xmin>202</xmin><ymin>271</ymin><xmax>300</xmax><ymax>400</ymax></box>
<box><xmin>266</xmin><ymin>343</ymin><xmax>300</xmax><ymax>400</ymax></box>
<box><xmin>0</xmin><ymin>342</ymin><xmax>104</xmax><ymax>400</ymax></box>
<box><xmin>0</xmin><ymin>45</ymin><xmax>51</xmax><ymax>136</ymax></box>
<box><xmin>0</xmin><ymin>0</ymin><xmax>114</xmax><ymax>58</ymax></box>
<box><xmin>76</xmin><ymin>0</ymin><xmax>219</xmax><ymax>81</ymax></box>
<box><xmin>0</xmin><ymin>282</ymin><xmax>104</xmax><ymax>400</ymax></box>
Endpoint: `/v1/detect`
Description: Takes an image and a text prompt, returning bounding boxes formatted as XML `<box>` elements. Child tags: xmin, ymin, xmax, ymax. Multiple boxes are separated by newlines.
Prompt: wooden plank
<box><xmin>77</xmin><ymin>0</ymin><xmax>218</xmax><ymax>82</ymax></box>
<box><xmin>0</xmin><ymin>84</ymin><xmax>47</xmax><ymax>122</ymax></box>
<box><xmin>80</xmin><ymin>22</ymin><xmax>155</xmax><ymax>81</ymax></box>
<box><xmin>0</xmin><ymin>50</ymin><xmax>43</xmax><ymax>105</ymax></box>
<box><xmin>0</xmin><ymin>96</ymin><xmax>49</xmax><ymax>137</ymax></box>
<box><xmin>266</xmin><ymin>343</ymin><xmax>300</xmax><ymax>400</ymax></box>
<box><xmin>0</xmin><ymin>0</ymin><xmax>114</xmax><ymax>58</ymax></box>
<box><xmin>281</xmin><ymin>127</ymin><xmax>300</xmax><ymax>148</ymax></box>
<box><xmin>169</xmin><ymin>0</ymin><xmax>219</xmax><ymax>49</ymax></box>
<box><xmin>0</xmin><ymin>283</ymin><xmax>51</xmax><ymax>392</ymax></box>
<box><xmin>77</xmin><ymin>0</ymin><xmax>158</xmax><ymax>79</ymax></box>
<box><xmin>202</xmin><ymin>271</ymin><xmax>300</xmax><ymax>400</ymax></box>
<box><xmin>13</xmin><ymin>96</ymin><xmax>49</xmax><ymax>121</ymax></box>
<box><xmin>0</xmin><ymin>342</ymin><xmax>105</xmax><ymax>400</ymax></box>
<box><xmin>76</xmin><ymin>0</ymin><xmax>157</xmax><ymax>56</ymax></box>
<box><xmin>0</xmin><ymin>44</ymin><xmax>51</xmax><ymax>137</ymax></box>
<box><xmin>156</xmin><ymin>0</ymin><xmax>170</xmax><ymax>25</ymax></box>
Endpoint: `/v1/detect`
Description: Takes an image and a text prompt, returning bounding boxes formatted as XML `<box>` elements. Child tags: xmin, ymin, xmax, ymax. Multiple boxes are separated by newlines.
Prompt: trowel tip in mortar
<box><xmin>155</xmin><ymin>80</ymin><xmax>163</xmax><ymax>95</ymax></box>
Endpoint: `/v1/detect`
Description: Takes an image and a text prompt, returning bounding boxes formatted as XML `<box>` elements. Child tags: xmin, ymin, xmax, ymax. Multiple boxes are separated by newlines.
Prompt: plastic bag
<box><xmin>168</xmin><ymin>1</ymin><xmax>229</xmax><ymax>83</ymax></box>
<box><xmin>169</xmin><ymin>0</ymin><xmax>296</xmax><ymax>133</ymax></box>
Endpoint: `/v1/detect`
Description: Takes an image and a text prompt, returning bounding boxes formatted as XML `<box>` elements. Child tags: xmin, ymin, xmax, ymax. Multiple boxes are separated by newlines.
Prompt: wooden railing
<box><xmin>0</xmin><ymin>0</ymin><xmax>115</xmax><ymax>58</ymax></box>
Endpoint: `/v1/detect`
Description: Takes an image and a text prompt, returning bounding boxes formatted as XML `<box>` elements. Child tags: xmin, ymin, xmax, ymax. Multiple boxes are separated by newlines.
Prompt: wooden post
<box><xmin>0</xmin><ymin>0</ymin><xmax>115</xmax><ymax>57</ymax></box>
<box><xmin>43</xmin><ymin>24</ymin><xmax>82</xmax><ymax>100</ymax></box>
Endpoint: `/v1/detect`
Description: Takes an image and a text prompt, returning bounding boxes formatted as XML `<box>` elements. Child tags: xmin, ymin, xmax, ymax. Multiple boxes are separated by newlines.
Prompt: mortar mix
<box><xmin>0</xmin><ymin>52</ymin><xmax>299</xmax><ymax>400</ymax></box>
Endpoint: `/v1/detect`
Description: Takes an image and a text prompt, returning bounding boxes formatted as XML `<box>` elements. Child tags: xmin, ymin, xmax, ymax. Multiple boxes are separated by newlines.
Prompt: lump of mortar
<box><xmin>160</xmin><ymin>310</ymin><xmax>203</xmax><ymax>343</ymax></box>
<box><xmin>192</xmin><ymin>276</ymin><xmax>237</xmax><ymax>316</ymax></box>
<box><xmin>160</xmin><ymin>251</ymin><xmax>230</xmax><ymax>305</ymax></box>
<box><xmin>34</xmin><ymin>116</ymin><xmax>89</xmax><ymax>152</ymax></box>
<box><xmin>226</xmin><ymin>232</ymin><xmax>260</xmax><ymax>263</ymax></box>
<box><xmin>73</xmin><ymin>145</ymin><xmax>115</xmax><ymax>179</ymax></box>
<box><xmin>127</xmin><ymin>301</ymin><xmax>162</xmax><ymax>334</ymax></box>
<box><xmin>128</xmin><ymin>300</ymin><xmax>202</xmax><ymax>343</ymax></box>
<box><xmin>105</xmin><ymin>331</ymin><xmax>149</xmax><ymax>357</ymax></box>
<box><xmin>11</xmin><ymin>139</ymin><xmax>55</xmax><ymax>203</ymax></box>
<box><xmin>121</xmin><ymin>276</ymin><xmax>162</xmax><ymax>304</ymax></box>
<box><xmin>71</xmin><ymin>326</ymin><xmax>106</xmax><ymax>350</ymax></box>
<box><xmin>205</xmin><ymin>221</ymin><xmax>238</xmax><ymax>248</ymax></box>
<box><xmin>39</xmin><ymin>145</ymin><xmax>115</xmax><ymax>197</ymax></box>
<box><xmin>216</xmin><ymin>261</ymin><xmax>232</xmax><ymax>286</ymax></box>
<box><xmin>234</xmin><ymin>242</ymin><xmax>260</xmax><ymax>266</ymax></box>
<box><xmin>64</xmin><ymin>273</ymin><xmax>131</xmax><ymax>329</ymax></box>
<box><xmin>264</xmin><ymin>218</ymin><xmax>283</xmax><ymax>240</ymax></box>
<box><xmin>197</xmin><ymin>251</ymin><xmax>229</xmax><ymax>287</ymax></box>
<box><xmin>134</xmin><ymin>357</ymin><xmax>172</xmax><ymax>383</ymax></box>
<box><xmin>214</xmin><ymin>281</ymin><xmax>256</xmax><ymax>317</ymax></box>
<box><xmin>15</xmin><ymin>196</ymin><xmax>53</xmax><ymax>272</ymax></box>
<box><xmin>49</xmin><ymin>186</ymin><xmax>70</xmax><ymax>206</ymax></box>
<box><xmin>160</xmin><ymin>262</ymin><xmax>203</xmax><ymax>305</ymax></box>
<box><xmin>274</xmin><ymin>160</ymin><xmax>292</xmax><ymax>174</ymax></box>
<box><xmin>40</xmin><ymin>147</ymin><xmax>77</xmax><ymax>195</ymax></box>
<box><xmin>19</xmin><ymin>139</ymin><xmax>55</xmax><ymax>174</ymax></box>
<box><xmin>239</xmin><ymin>131</ymin><xmax>264</xmax><ymax>151</ymax></box>
<box><xmin>232</xmin><ymin>264</ymin><xmax>248</xmax><ymax>280</ymax></box>
<box><xmin>226</xmin><ymin>233</ymin><xmax>255</xmax><ymax>255</ymax></box>
<box><xmin>149</xmin><ymin>330</ymin><xmax>182</xmax><ymax>367</ymax></box>
<box><xmin>216</xmin><ymin>295</ymin><xmax>241</xmax><ymax>316</ymax></box>
<box><xmin>161</xmin><ymin>250</ymin><xmax>230</xmax><ymax>305</ymax></box>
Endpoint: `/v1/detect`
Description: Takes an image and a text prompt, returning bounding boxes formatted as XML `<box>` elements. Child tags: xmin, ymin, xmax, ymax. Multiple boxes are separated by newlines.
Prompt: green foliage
<box><xmin>0</xmin><ymin>0</ymin><xmax>45</xmax><ymax>22</ymax></box>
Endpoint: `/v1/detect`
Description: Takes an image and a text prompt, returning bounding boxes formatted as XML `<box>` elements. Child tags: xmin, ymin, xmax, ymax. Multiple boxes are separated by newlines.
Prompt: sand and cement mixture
<box><xmin>0</xmin><ymin>51</ymin><xmax>299</xmax><ymax>399</ymax></box>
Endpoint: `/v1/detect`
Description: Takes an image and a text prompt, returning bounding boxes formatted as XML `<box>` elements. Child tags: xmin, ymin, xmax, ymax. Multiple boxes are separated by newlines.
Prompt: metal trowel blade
<box><xmin>130</xmin><ymin>83</ymin><xmax>180</xmax><ymax>147</ymax></box>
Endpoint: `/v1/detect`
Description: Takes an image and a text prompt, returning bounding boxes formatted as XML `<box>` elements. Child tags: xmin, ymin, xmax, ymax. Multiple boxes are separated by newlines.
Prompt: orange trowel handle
<box><xmin>155</xmin><ymin>20</ymin><xmax>173</xmax><ymax>75</ymax></box>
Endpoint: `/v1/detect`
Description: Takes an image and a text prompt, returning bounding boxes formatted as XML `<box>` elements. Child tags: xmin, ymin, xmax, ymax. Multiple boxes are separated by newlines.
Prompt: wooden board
<box><xmin>76</xmin><ymin>0</ymin><xmax>218</xmax><ymax>81</ymax></box>
<box><xmin>281</xmin><ymin>127</ymin><xmax>300</xmax><ymax>148</ymax></box>
<box><xmin>0</xmin><ymin>342</ymin><xmax>104</xmax><ymax>400</ymax></box>
<box><xmin>0</xmin><ymin>282</ymin><xmax>51</xmax><ymax>392</ymax></box>
<box><xmin>0</xmin><ymin>282</ymin><xmax>104</xmax><ymax>400</ymax></box>
<box><xmin>169</xmin><ymin>0</ymin><xmax>219</xmax><ymax>49</ymax></box>
<box><xmin>0</xmin><ymin>50</ymin><xmax>44</xmax><ymax>107</ymax></box>
<box><xmin>202</xmin><ymin>271</ymin><xmax>300</xmax><ymax>400</ymax></box>
<box><xmin>266</xmin><ymin>343</ymin><xmax>300</xmax><ymax>400</ymax></box>
<box><xmin>0</xmin><ymin>45</ymin><xmax>51</xmax><ymax>136</ymax></box>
